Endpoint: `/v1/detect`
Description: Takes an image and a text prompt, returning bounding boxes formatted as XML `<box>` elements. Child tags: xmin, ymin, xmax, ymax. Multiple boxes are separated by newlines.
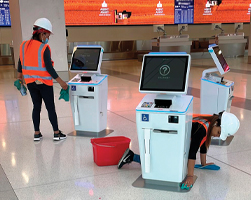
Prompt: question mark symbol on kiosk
<box><xmin>160</xmin><ymin>65</ymin><xmax>170</xmax><ymax>76</ymax></box>
<box><xmin>163</xmin><ymin>67</ymin><xmax>167</xmax><ymax>73</ymax></box>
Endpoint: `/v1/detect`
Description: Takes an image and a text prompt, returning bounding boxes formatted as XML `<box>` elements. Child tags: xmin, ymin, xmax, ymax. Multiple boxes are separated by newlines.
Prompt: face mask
<box><xmin>42</xmin><ymin>38</ymin><xmax>49</xmax><ymax>44</ymax></box>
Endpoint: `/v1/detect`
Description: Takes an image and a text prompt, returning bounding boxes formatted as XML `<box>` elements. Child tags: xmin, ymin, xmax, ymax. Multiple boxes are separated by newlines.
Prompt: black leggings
<box><xmin>27</xmin><ymin>82</ymin><xmax>59</xmax><ymax>132</ymax></box>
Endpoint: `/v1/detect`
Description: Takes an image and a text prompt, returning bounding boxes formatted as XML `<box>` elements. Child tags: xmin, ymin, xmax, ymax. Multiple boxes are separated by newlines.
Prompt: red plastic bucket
<box><xmin>91</xmin><ymin>136</ymin><xmax>131</xmax><ymax>166</ymax></box>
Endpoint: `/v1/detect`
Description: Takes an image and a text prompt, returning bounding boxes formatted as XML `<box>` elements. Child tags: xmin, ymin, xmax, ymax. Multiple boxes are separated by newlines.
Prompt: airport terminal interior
<box><xmin>1</xmin><ymin>1</ymin><xmax>251</xmax><ymax>199</ymax></box>
<box><xmin>0</xmin><ymin>52</ymin><xmax>251</xmax><ymax>199</ymax></box>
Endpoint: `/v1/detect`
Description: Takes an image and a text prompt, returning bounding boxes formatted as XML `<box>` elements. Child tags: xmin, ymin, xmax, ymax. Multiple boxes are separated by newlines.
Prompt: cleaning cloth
<box><xmin>59</xmin><ymin>86</ymin><xmax>69</xmax><ymax>102</ymax></box>
<box><xmin>194</xmin><ymin>164</ymin><xmax>220</xmax><ymax>170</ymax></box>
<box><xmin>14</xmin><ymin>79</ymin><xmax>22</xmax><ymax>90</ymax></box>
<box><xmin>14</xmin><ymin>79</ymin><xmax>27</xmax><ymax>96</ymax></box>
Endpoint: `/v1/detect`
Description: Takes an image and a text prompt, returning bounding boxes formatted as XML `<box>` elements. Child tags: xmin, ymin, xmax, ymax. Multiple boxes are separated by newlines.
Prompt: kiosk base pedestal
<box><xmin>68</xmin><ymin>129</ymin><xmax>113</xmax><ymax>138</ymax></box>
<box><xmin>211</xmin><ymin>136</ymin><xmax>234</xmax><ymax>146</ymax></box>
<box><xmin>132</xmin><ymin>175</ymin><xmax>197</xmax><ymax>193</ymax></box>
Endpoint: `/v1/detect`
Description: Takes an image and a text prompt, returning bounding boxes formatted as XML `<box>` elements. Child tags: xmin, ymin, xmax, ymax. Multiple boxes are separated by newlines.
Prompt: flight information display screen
<box><xmin>174</xmin><ymin>0</ymin><xmax>194</xmax><ymax>24</ymax></box>
<box><xmin>140</xmin><ymin>56</ymin><xmax>189</xmax><ymax>92</ymax></box>
<box><xmin>0</xmin><ymin>0</ymin><xmax>11</xmax><ymax>27</ymax></box>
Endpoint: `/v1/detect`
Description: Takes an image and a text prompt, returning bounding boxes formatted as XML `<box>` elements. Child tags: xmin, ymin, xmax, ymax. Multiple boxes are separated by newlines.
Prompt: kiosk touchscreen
<box><xmin>208</xmin><ymin>44</ymin><xmax>230</xmax><ymax>75</ymax></box>
<box><xmin>139</xmin><ymin>53</ymin><xmax>190</xmax><ymax>95</ymax></box>
<box><xmin>135</xmin><ymin>53</ymin><xmax>194</xmax><ymax>191</ymax></box>
<box><xmin>68</xmin><ymin>45</ymin><xmax>109</xmax><ymax>135</ymax></box>
<box><xmin>70</xmin><ymin>45</ymin><xmax>103</xmax><ymax>74</ymax></box>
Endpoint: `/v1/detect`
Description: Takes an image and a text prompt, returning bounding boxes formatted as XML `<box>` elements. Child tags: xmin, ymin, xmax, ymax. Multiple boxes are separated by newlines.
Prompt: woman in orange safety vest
<box><xmin>117</xmin><ymin>111</ymin><xmax>240</xmax><ymax>189</ymax></box>
<box><xmin>17</xmin><ymin>18</ymin><xmax>68</xmax><ymax>141</ymax></box>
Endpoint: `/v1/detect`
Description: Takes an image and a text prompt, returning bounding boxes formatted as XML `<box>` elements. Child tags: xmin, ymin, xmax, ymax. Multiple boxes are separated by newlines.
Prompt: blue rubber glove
<box><xmin>194</xmin><ymin>164</ymin><xmax>220</xmax><ymax>170</ymax></box>
<box><xmin>181</xmin><ymin>183</ymin><xmax>193</xmax><ymax>190</ymax></box>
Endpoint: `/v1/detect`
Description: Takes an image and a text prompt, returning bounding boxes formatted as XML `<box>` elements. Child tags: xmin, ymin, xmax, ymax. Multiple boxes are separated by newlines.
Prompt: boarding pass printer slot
<box><xmin>153</xmin><ymin>129</ymin><xmax>178</xmax><ymax>134</ymax></box>
<box><xmin>79</xmin><ymin>96</ymin><xmax>94</xmax><ymax>99</ymax></box>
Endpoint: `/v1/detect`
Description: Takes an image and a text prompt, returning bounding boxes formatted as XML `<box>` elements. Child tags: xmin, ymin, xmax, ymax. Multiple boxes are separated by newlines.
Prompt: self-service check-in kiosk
<box><xmin>201</xmin><ymin>44</ymin><xmax>234</xmax><ymax>145</ymax></box>
<box><xmin>133</xmin><ymin>53</ymin><xmax>194</xmax><ymax>192</ymax></box>
<box><xmin>68</xmin><ymin>45</ymin><xmax>112</xmax><ymax>137</ymax></box>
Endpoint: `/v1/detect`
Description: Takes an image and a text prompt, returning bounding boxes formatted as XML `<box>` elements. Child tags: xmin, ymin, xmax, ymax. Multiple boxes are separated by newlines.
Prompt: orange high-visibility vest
<box><xmin>192</xmin><ymin>114</ymin><xmax>211</xmax><ymax>147</ymax></box>
<box><xmin>20</xmin><ymin>40</ymin><xmax>53</xmax><ymax>86</ymax></box>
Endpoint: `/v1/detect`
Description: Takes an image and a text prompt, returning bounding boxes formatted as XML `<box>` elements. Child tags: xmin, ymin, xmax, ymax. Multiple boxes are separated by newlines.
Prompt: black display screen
<box><xmin>212</xmin><ymin>46</ymin><xmax>230</xmax><ymax>73</ymax></box>
<box><xmin>70</xmin><ymin>48</ymin><xmax>101</xmax><ymax>71</ymax></box>
<box><xmin>140</xmin><ymin>56</ymin><xmax>189</xmax><ymax>92</ymax></box>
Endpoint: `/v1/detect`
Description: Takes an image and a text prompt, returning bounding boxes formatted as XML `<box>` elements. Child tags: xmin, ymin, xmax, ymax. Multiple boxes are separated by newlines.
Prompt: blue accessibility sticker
<box><xmin>142</xmin><ymin>114</ymin><xmax>149</xmax><ymax>122</ymax></box>
<box><xmin>71</xmin><ymin>85</ymin><xmax>76</xmax><ymax>91</ymax></box>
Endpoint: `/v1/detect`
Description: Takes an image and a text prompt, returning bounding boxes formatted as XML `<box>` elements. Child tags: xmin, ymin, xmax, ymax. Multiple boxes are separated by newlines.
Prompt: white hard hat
<box><xmin>220</xmin><ymin>112</ymin><xmax>240</xmax><ymax>140</ymax></box>
<box><xmin>33</xmin><ymin>18</ymin><xmax>53</xmax><ymax>34</ymax></box>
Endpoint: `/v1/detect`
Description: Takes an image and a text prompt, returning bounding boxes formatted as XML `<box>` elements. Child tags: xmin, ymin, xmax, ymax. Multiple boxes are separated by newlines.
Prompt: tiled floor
<box><xmin>0</xmin><ymin>55</ymin><xmax>251</xmax><ymax>200</ymax></box>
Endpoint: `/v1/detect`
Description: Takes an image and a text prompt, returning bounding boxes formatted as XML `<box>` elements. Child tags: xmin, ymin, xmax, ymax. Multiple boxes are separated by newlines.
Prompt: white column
<box><xmin>248</xmin><ymin>13</ymin><xmax>251</xmax><ymax>63</ymax></box>
<box><xmin>9</xmin><ymin>0</ymin><xmax>68</xmax><ymax>71</ymax></box>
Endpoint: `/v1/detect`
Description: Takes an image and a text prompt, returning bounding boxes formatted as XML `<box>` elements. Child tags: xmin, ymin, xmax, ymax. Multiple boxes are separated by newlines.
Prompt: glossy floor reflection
<box><xmin>0</xmin><ymin>55</ymin><xmax>251</xmax><ymax>200</ymax></box>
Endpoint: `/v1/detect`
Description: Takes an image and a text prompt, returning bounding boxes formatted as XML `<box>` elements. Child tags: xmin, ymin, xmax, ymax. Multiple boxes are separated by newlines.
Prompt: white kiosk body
<box><xmin>136</xmin><ymin>53</ymin><xmax>193</xmax><ymax>183</ymax></box>
<box><xmin>136</xmin><ymin>95</ymin><xmax>193</xmax><ymax>182</ymax></box>
<box><xmin>201</xmin><ymin>44</ymin><xmax>234</xmax><ymax>115</ymax></box>
<box><xmin>68</xmin><ymin>45</ymin><xmax>108</xmax><ymax>133</ymax></box>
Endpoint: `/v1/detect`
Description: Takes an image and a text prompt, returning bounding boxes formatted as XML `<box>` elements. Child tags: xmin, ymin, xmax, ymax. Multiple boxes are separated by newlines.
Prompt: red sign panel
<box><xmin>194</xmin><ymin>0</ymin><xmax>251</xmax><ymax>23</ymax></box>
<box><xmin>64</xmin><ymin>0</ymin><xmax>174</xmax><ymax>25</ymax></box>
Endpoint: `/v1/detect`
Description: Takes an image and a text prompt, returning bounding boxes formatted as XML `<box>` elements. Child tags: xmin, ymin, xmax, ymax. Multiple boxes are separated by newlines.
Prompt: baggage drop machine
<box><xmin>133</xmin><ymin>52</ymin><xmax>195</xmax><ymax>192</ymax></box>
<box><xmin>201</xmin><ymin>44</ymin><xmax>234</xmax><ymax>145</ymax></box>
<box><xmin>68</xmin><ymin>45</ymin><xmax>113</xmax><ymax>137</ymax></box>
